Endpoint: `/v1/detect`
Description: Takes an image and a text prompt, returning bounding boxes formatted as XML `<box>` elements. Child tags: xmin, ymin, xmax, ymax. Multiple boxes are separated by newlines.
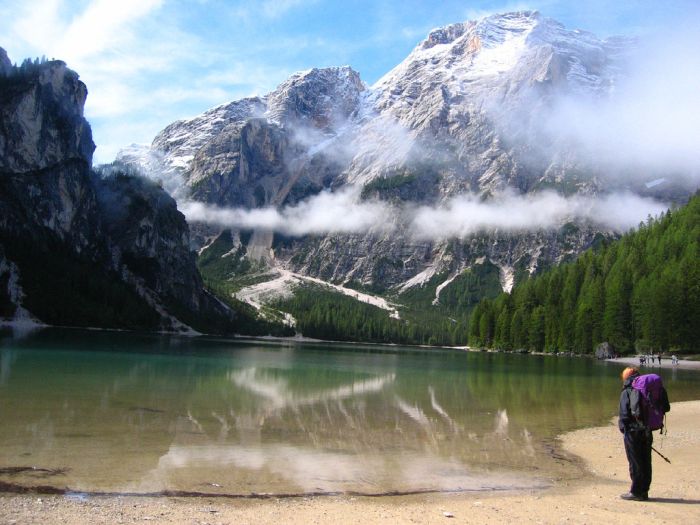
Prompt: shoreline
<box><xmin>606</xmin><ymin>356</ymin><xmax>700</xmax><ymax>370</ymax></box>
<box><xmin>2</xmin><ymin>401</ymin><xmax>699</xmax><ymax>524</ymax></box>
<box><xmin>5</xmin><ymin>323</ymin><xmax>700</xmax><ymax>372</ymax></box>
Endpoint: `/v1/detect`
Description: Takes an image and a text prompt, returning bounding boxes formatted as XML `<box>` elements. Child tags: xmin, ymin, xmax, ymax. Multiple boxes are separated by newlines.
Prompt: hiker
<box><xmin>618</xmin><ymin>367</ymin><xmax>670</xmax><ymax>501</ymax></box>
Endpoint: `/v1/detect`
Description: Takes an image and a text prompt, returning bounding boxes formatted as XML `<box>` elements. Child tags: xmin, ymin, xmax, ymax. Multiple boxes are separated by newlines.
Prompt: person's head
<box><xmin>621</xmin><ymin>367</ymin><xmax>639</xmax><ymax>382</ymax></box>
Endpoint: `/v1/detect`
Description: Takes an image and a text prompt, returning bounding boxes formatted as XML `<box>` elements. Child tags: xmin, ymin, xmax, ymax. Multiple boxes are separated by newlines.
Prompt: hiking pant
<box><xmin>623</xmin><ymin>428</ymin><xmax>653</xmax><ymax>495</ymax></box>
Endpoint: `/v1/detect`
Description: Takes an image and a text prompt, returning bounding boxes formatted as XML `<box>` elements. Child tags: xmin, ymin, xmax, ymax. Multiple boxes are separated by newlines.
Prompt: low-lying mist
<box><xmin>180</xmin><ymin>187</ymin><xmax>669</xmax><ymax>240</ymax></box>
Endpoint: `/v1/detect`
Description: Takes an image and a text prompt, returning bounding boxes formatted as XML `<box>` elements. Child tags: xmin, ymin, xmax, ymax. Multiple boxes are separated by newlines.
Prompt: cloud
<box><xmin>409</xmin><ymin>191</ymin><xmax>669</xmax><ymax>239</ymax></box>
<box><xmin>538</xmin><ymin>18</ymin><xmax>700</xmax><ymax>181</ymax></box>
<box><xmin>11</xmin><ymin>0</ymin><xmax>63</xmax><ymax>55</ymax></box>
<box><xmin>180</xmin><ymin>186</ymin><xmax>395</xmax><ymax>236</ymax></box>
<box><xmin>55</xmin><ymin>0</ymin><xmax>165</xmax><ymax>61</ymax></box>
<box><xmin>8</xmin><ymin>0</ymin><xmax>164</xmax><ymax>63</ymax></box>
<box><xmin>181</xmin><ymin>187</ymin><xmax>669</xmax><ymax>239</ymax></box>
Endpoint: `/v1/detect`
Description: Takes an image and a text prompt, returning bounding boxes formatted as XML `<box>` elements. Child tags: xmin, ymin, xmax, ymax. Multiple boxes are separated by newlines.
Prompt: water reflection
<box><xmin>1</xmin><ymin>330</ymin><xmax>699</xmax><ymax>495</ymax></box>
<box><xmin>149</xmin><ymin>442</ymin><xmax>544</xmax><ymax>494</ymax></box>
<box><xmin>0</xmin><ymin>347</ymin><xmax>17</xmax><ymax>385</ymax></box>
<box><xmin>229</xmin><ymin>367</ymin><xmax>396</xmax><ymax>409</ymax></box>
<box><xmin>137</xmin><ymin>367</ymin><xmax>544</xmax><ymax>494</ymax></box>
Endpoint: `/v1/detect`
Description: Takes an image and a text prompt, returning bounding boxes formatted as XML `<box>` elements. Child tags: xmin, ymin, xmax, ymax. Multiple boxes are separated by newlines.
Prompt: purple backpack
<box><xmin>631</xmin><ymin>374</ymin><xmax>666</xmax><ymax>431</ymax></box>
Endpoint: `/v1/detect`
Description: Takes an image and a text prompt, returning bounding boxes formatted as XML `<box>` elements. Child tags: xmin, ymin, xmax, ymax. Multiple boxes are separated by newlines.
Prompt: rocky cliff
<box><xmin>0</xmin><ymin>51</ymin><xmax>233</xmax><ymax>333</ymax></box>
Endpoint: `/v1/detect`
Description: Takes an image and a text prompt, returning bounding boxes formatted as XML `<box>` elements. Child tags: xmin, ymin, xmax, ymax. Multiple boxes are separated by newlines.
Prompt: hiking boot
<box><xmin>620</xmin><ymin>492</ymin><xmax>648</xmax><ymax>501</ymax></box>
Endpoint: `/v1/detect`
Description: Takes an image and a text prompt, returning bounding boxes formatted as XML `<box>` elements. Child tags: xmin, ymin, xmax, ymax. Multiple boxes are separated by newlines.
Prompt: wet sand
<box><xmin>1</xmin><ymin>399</ymin><xmax>698</xmax><ymax>524</ymax></box>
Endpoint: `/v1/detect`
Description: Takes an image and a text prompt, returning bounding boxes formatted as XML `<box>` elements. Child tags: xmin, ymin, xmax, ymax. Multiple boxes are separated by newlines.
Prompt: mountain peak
<box><xmin>421</xmin><ymin>23</ymin><xmax>469</xmax><ymax>49</ymax></box>
<box><xmin>284</xmin><ymin>65</ymin><xmax>362</xmax><ymax>83</ymax></box>
<box><xmin>420</xmin><ymin>11</ymin><xmax>542</xmax><ymax>50</ymax></box>
<box><xmin>373</xmin><ymin>9</ymin><xmax>626</xmax><ymax>102</ymax></box>
<box><xmin>266</xmin><ymin>66</ymin><xmax>366</xmax><ymax>129</ymax></box>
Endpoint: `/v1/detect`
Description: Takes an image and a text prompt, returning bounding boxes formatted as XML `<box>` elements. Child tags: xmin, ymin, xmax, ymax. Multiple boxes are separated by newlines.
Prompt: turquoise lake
<box><xmin>1</xmin><ymin>327</ymin><xmax>699</xmax><ymax>496</ymax></box>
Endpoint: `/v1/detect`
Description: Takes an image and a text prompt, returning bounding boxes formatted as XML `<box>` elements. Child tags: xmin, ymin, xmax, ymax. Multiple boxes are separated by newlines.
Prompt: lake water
<box><xmin>1</xmin><ymin>328</ymin><xmax>699</xmax><ymax>497</ymax></box>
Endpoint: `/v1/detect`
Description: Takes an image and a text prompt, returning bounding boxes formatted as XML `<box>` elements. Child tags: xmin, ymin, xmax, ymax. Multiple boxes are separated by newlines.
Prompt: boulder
<box><xmin>595</xmin><ymin>342</ymin><xmax>614</xmax><ymax>360</ymax></box>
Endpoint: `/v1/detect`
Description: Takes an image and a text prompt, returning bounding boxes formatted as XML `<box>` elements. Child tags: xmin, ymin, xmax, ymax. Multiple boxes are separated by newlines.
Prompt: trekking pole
<box><xmin>652</xmin><ymin>446</ymin><xmax>671</xmax><ymax>464</ymax></box>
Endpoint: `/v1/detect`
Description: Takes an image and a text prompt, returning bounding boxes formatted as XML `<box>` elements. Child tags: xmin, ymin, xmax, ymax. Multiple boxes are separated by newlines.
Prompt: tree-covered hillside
<box><xmin>199</xmin><ymin>233</ymin><xmax>504</xmax><ymax>346</ymax></box>
<box><xmin>469</xmin><ymin>193</ymin><xmax>700</xmax><ymax>354</ymax></box>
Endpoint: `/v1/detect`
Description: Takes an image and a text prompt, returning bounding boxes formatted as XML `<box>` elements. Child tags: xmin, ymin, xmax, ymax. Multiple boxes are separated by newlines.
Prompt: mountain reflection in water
<box><xmin>139</xmin><ymin>367</ymin><xmax>541</xmax><ymax>494</ymax></box>
<box><xmin>2</xmin><ymin>330</ymin><xmax>700</xmax><ymax>495</ymax></box>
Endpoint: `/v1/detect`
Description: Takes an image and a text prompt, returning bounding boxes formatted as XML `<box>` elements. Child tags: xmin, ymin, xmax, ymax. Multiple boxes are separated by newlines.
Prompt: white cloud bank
<box><xmin>181</xmin><ymin>187</ymin><xmax>669</xmax><ymax>240</ymax></box>
<box><xmin>408</xmin><ymin>191</ymin><xmax>669</xmax><ymax>239</ymax></box>
<box><xmin>181</xmin><ymin>187</ymin><xmax>394</xmax><ymax>237</ymax></box>
<box><xmin>542</xmin><ymin>21</ymin><xmax>700</xmax><ymax>180</ymax></box>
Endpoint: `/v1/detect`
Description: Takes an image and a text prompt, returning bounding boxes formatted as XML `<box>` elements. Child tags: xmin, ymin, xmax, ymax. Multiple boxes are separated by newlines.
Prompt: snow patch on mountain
<box><xmin>496</xmin><ymin>263</ymin><xmax>515</xmax><ymax>293</ymax></box>
<box><xmin>397</xmin><ymin>264</ymin><xmax>440</xmax><ymax>294</ymax></box>
<box><xmin>432</xmin><ymin>272</ymin><xmax>461</xmax><ymax>306</ymax></box>
<box><xmin>235</xmin><ymin>268</ymin><xmax>401</xmax><ymax>320</ymax></box>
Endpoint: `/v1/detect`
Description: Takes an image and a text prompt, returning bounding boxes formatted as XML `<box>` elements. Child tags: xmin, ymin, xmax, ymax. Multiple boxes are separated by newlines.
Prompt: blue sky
<box><xmin>0</xmin><ymin>0</ymin><xmax>697</xmax><ymax>163</ymax></box>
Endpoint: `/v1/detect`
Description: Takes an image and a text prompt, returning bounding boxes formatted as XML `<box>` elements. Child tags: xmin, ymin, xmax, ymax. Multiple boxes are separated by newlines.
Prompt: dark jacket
<box><xmin>618</xmin><ymin>373</ymin><xmax>670</xmax><ymax>433</ymax></box>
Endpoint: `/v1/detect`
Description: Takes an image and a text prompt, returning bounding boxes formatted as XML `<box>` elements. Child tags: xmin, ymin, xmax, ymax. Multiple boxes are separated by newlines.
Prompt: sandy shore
<box><xmin>1</xmin><ymin>400</ymin><xmax>698</xmax><ymax>525</ymax></box>
<box><xmin>607</xmin><ymin>356</ymin><xmax>700</xmax><ymax>370</ymax></box>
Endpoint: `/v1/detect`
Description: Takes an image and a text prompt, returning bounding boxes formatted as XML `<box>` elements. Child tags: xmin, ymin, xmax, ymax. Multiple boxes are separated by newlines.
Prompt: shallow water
<box><xmin>1</xmin><ymin>328</ymin><xmax>699</xmax><ymax>496</ymax></box>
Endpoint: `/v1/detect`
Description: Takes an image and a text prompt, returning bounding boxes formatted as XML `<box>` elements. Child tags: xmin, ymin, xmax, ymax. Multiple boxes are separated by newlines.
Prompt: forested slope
<box><xmin>469</xmin><ymin>194</ymin><xmax>699</xmax><ymax>354</ymax></box>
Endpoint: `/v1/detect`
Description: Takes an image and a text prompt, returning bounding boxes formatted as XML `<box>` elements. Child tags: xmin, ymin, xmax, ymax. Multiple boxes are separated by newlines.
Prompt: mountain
<box><xmin>0</xmin><ymin>52</ymin><xmax>239</xmax><ymax>334</ymax></box>
<box><xmin>118</xmin><ymin>12</ymin><xmax>692</xmax><ymax>341</ymax></box>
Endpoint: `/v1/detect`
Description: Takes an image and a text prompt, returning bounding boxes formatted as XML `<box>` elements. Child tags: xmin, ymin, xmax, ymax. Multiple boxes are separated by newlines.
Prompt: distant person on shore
<box><xmin>618</xmin><ymin>367</ymin><xmax>670</xmax><ymax>501</ymax></box>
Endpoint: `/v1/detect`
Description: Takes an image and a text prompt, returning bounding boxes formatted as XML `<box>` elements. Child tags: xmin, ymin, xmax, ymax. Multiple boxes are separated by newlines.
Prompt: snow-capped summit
<box><xmin>373</xmin><ymin>10</ymin><xmax>628</xmax><ymax>124</ymax></box>
<box><xmin>116</xmin><ymin>97</ymin><xmax>267</xmax><ymax>199</ymax></box>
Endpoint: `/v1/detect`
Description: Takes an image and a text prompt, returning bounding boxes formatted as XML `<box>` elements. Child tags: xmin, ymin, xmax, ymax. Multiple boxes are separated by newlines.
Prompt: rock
<box><xmin>266</xmin><ymin>66</ymin><xmax>366</xmax><ymax>130</ymax></box>
<box><xmin>595</xmin><ymin>342</ymin><xmax>614</xmax><ymax>360</ymax></box>
<box><xmin>0</xmin><ymin>47</ymin><xmax>12</xmax><ymax>76</ymax></box>
<box><xmin>0</xmin><ymin>59</ymin><xmax>94</xmax><ymax>173</ymax></box>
